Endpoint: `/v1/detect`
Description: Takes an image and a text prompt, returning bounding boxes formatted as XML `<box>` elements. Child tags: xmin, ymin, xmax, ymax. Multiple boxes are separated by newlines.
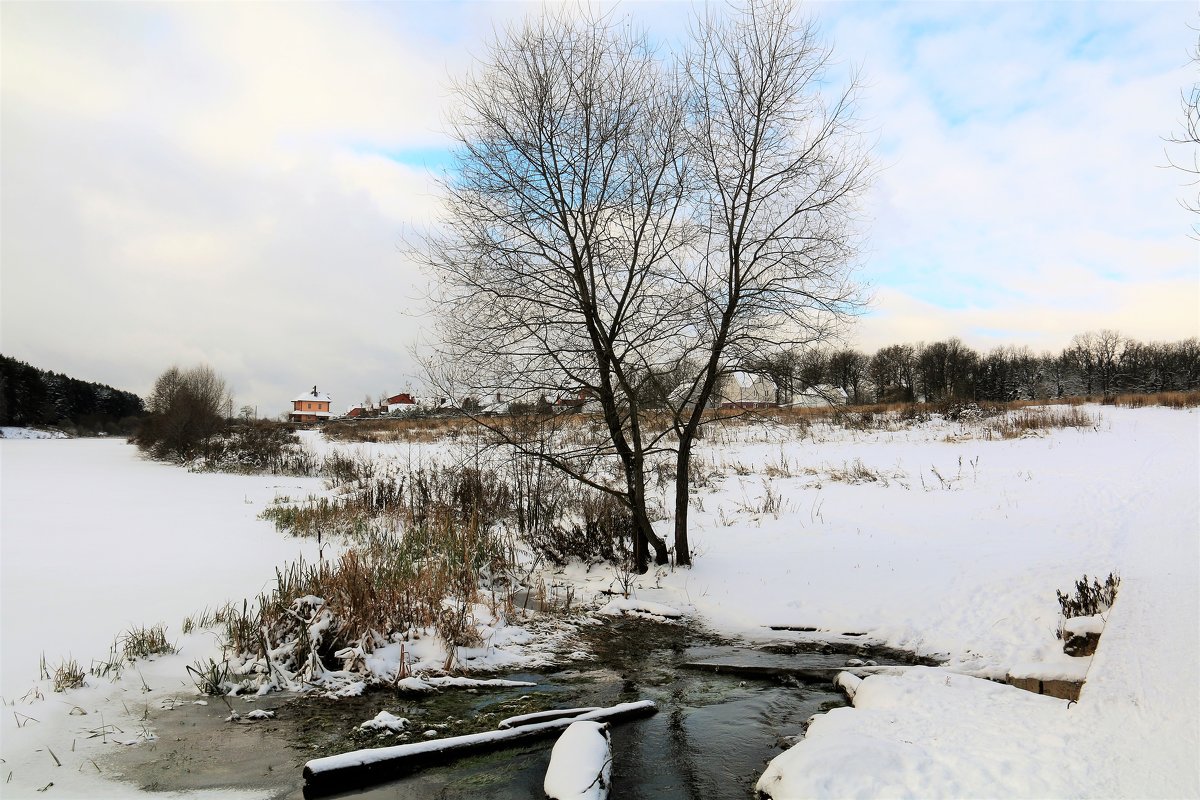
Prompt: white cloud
<box><xmin>827</xmin><ymin>0</ymin><xmax>1196</xmax><ymax>348</ymax></box>
<box><xmin>1</xmin><ymin>1</ymin><xmax>1195</xmax><ymax>412</ymax></box>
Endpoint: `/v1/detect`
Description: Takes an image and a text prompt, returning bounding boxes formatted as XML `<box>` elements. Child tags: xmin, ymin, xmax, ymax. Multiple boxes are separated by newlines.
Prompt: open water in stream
<box><xmin>112</xmin><ymin>617</ymin><xmax>926</xmax><ymax>799</ymax></box>
<box><xmin>316</xmin><ymin>618</ymin><xmax>923</xmax><ymax>799</ymax></box>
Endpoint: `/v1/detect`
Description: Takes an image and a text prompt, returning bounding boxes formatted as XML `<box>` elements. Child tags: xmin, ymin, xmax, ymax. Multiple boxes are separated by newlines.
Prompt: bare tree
<box><xmin>425</xmin><ymin>1</ymin><xmax>868</xmax><ymax>570</ymax></box>
<box><xmin>1070</xmin><ymin>330</ymin><xmax>1126</xmax><ymax>398</ymax></box>
<box><xmin>665</xmin><ymin>0</ymin><xmax>871</xmax><ymax>564</ymax></box>
<box><xmin>136</xmin><ymin>364</ymin><xmax>230</xmax><ymax>459</ymax></box>
<box><xmin>424</xmin><ymin>10</ymin><xmax>691</xmax><ymax>571</ymax></box>
<box><xmin>1166</xmin><ymin>26</ymin><xmax>1200</xmax><ymax>229</ymax></box>
<box><xmin>869</xmin><ymin>344</ymin><xmax>916</xmax><ymax>403</ymax></box>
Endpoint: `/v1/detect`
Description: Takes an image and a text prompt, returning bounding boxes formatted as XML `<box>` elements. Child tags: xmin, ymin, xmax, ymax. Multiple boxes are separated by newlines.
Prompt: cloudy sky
<box><xmin>2</xmin><ymin>1</ymin><xmax>1195</xmax><ymax>415</ymax></box>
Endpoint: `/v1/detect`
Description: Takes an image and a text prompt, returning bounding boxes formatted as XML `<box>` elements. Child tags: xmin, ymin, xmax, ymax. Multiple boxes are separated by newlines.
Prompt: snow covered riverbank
<box><xmin>0</xmin><ymin>406</ymin><xmax>1195</xmax><ymax>797</ymax></box>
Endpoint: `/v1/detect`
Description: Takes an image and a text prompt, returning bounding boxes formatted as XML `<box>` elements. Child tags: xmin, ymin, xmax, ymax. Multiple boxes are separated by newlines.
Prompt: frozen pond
<box><xmin>0</xmin><ymin>437</ymin><xmax>325</xmax><ymax>698</ymax></box>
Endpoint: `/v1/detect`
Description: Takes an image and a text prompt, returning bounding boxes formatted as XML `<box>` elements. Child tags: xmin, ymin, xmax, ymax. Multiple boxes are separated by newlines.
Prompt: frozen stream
<box><xmin>0</xmin><ymin>437</ymin><xmax>325</xmax><ymax>698</ymax></box>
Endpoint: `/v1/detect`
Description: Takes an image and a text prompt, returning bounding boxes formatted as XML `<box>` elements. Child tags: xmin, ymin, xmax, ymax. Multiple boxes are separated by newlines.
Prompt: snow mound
<box><xmin>544</xmin><ymin>720</ymin><xmax>612</xmax><ymax>800</ymax></box>
<box><xmin>597</xmin><ymin>598</ymin><xmax>682</xmax><ymax>619</ymax></box>
<box><xmin>358</xmin><ymin>710</ymin><xmax>409</xmax><ymax>733</ymax></box>
<box><xmin>757</xmin><ymin>667</ymin><xmax>1079</xmax><ymax>799</ymax></box>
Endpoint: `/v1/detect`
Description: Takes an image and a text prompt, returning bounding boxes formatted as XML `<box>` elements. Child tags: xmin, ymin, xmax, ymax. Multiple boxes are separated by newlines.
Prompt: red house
<box><xmin>290</xmin><ymin>387</ymin><xmax>332</xmax><ymax>423</ymax></box>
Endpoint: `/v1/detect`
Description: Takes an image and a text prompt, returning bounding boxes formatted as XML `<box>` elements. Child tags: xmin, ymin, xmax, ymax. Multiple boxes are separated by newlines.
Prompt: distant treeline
<box><xmin>747</xmin><ymin>331</ymin><xmax>1200</xmax><ymax>405</ymax></box>
<box><xmin>0</xmin><ymin>355</ymin><xmax>145</xmax><ymax>434</ymax></box>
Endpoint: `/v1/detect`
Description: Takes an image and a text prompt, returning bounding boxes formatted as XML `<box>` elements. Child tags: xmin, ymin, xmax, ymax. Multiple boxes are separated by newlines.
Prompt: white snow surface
<box><xmin>1</xmin><ymin>406</ymin><xmax>1196</xmax><ymax>798</ymax></box>
<box><xmin>543</xmin><ymin>720</ymin><xmax>612</xmax><ymax>800</ymax></box>
<box><xmin>664</xmin><ymin>406</ymin><xmax>1196</xmax><ymax>799</ymax></box>
<box><xmin>1062</xmin><ymin>613</ymin><xmax>1106</xmax><ymax>635</ymax></box>
<box><xmin>596</xmin><ymin>598</ymin><xmax>683</xmax><ymax>619</ymax></box>
<box><xmin>0</xmin><ymin>438</ymin><xmax>325</xmax><ymax>698</ymax></box>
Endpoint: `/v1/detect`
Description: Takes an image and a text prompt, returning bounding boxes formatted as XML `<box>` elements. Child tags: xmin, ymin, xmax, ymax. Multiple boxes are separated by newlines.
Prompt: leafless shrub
<box><xmin>1057</xmin><ymin>573</ymin><xmax>1120</xmax><ymax>619</ymax></box>
<box><xmin>191</xmin><ymin>421</ymin><xmax>320</xmax><ymax>476</ymax></box>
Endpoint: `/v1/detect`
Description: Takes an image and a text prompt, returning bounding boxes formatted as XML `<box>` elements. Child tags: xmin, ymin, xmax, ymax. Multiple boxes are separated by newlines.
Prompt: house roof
<box><xmin>292</xmin><ymin>390</ymin><xmax>332</xmax><ymax>403</ymax></box>
<box><xmin>290</xmin><ymin>410</ymin><xmax>333</xmax><ymax>418</ymax></box>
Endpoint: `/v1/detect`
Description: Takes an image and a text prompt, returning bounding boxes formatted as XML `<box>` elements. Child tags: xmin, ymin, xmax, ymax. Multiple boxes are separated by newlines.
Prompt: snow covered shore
<box><xmin>0</xmin><ymin>406</ymin><xmax>1195</xmax><ymax>797</ymax></box>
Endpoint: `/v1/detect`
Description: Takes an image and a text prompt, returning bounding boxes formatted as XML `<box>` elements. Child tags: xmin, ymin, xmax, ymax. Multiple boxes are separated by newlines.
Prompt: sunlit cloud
<box><xmin>1</xmin><ymin>1</ymin><xmax>1194</xmax><ymax>413</ymax></box>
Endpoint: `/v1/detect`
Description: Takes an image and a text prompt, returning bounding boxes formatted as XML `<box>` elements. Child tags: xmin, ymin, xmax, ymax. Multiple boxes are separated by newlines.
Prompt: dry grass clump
<box><xmin>322</xmin><ymin>416</ymin><xmax>477</xmax><ymax>444</ymax></box>
<box><xmin>216</xmin><ymin>514</ymin><xmax>518</xmax><ymax>691</ymax></box>
<box><xmin>818</xmin><ymin>458</ymin><xmax>908</xmax><ymax>486</ymax></box>
<box><xmin>263</xmin><ymin>457</ymin><xmax>514</xmax><ymax>543</ymax></box>
<box><xmin>978</xmin><ymin>405</ymin><xmax>1096</xmax><ymax>439</ymax></box>
<box><xmin>1110</xmin><ymin>390</ymin><xmax>1200</xmax><ymax>409</ymax></box>
<box><xmin>119</xmin><ymin>624</ymin><xmax>176</xmax><ymax>659</ymax></box>
<box><xmin>41</xmin><ymin>655</ymin><xmax>86</xmax><ymax>692</ymax></box>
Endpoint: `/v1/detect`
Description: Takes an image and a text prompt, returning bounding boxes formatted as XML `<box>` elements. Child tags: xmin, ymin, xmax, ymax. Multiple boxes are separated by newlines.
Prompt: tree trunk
<box><xmin>673</xmin><ymin>443</ymin><xmax>692</xmax><ymax>567</ymax></box>
<box><xmin>625</xmin><ymin>457</ymin><xmax>668</xmax><ymax>573</ymax></box>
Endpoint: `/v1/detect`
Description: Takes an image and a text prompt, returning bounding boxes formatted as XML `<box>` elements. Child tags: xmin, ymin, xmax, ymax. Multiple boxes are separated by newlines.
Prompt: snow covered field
<box><xmin>0</xmin><ymin>438</ymin><xmax>325</xmax><ymax>698</ymax></box>
<box><xmin>0</xmin><ymin>406</ymin><xmax>1196</xmax><ymax>798</ymax></box>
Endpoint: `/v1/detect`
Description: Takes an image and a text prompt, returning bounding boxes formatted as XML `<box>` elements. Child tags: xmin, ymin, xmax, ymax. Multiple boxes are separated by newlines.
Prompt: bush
<box><xmin>1056</xmin><ymin>573</ymin><xmax>1120</xmax><ymax>618</ymax></box>
<box><xmin>191</xmin><ymin>421</ymin><xmax>319</xmax><ymax>476</ymax></box>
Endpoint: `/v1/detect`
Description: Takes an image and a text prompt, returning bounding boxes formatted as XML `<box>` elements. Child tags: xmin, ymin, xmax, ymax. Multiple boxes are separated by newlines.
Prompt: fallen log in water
<box><xmin>302</xmin><ymin>700</ymin><xmax>656</xmax><ymax>798</ymax></box>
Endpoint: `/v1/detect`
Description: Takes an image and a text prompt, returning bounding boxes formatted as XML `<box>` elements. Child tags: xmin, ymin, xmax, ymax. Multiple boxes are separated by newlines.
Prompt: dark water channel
<box><xmin>317</xmin><ymin>618</ymin><xmax>919</xmax><ymax>800</ymax></box>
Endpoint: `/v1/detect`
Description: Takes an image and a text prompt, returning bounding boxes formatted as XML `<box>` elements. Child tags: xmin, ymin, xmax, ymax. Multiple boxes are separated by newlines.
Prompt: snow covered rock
<box><xmin>1062</xmin><ymin>614</ymin><xmax>1105</xmax><ymax>656</ymax></box>
<box><xmin>544</xmin><ymin>720</ymin><xmax>612</xmax><ymax>800</ymax></box>
<box><xmin>358</xmin><ymin>711</ymin><xmax>409</xmax><ymax>733</ymax></box>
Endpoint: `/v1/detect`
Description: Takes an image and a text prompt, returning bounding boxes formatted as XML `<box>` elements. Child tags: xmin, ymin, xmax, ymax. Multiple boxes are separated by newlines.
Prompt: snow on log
<box><xmin>544</xmin><ymin>721</ymin><xmax>612</xmax><ymax>800</ymax></box>
<box><xmin>498</xmin><ymin>707</ymin><xmax>601</xmax><ymax>729</ymax></box>
<box><xmin>597</xmin><ymin>598</ymin><xmax>683</xmax><ymax>619</ymax></box>
<box><xmin>301</xmin><ymin>700</ymin><xmax>656</xmax><ymax>798</ymax></box>
<box><xmin>393</xmin><ymin>675</ymin><xmax>537</xmax><ymax>693</ymax></box>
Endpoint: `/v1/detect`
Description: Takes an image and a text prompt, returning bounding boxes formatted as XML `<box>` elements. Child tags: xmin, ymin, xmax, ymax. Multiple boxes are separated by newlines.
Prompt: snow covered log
<box><xmin>498</xmin><ymin>706</ymin><xmax>601</xmax><ymax>729</ymax></box>
<box><xmin>301</xmin><ymin>700</ymin><xmax>655</xmax><ymax>798</ymax></box>
<box><xmin>543</xmin><ymin>721</ymin><xmax>612</xmax><ymax>800</ymax></box>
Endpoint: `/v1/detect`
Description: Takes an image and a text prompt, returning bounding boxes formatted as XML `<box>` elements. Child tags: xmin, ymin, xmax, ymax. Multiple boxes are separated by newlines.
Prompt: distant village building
<box><xmin>290</xmin><ymin>386</ymin><xmax>332</xmax><ymax>423</ymax></box>
<box><xmin>553</xmin><ymin>389</ymin><xmax>589</xmax><ymax>409</ymax></box>
<box><xmin>719</xmin><ymin>372</ymin><xmax>778</xmax><ymax>409</ymax></box>
<box><xmin>386</xmin><ymin>393</ymin><xmax>416</xmax><ymax>414</ymax></box>
<box><xmin>789</xmin><ymin>385</ymin><xmax>849</xmax><ymax>408</ymax></box>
